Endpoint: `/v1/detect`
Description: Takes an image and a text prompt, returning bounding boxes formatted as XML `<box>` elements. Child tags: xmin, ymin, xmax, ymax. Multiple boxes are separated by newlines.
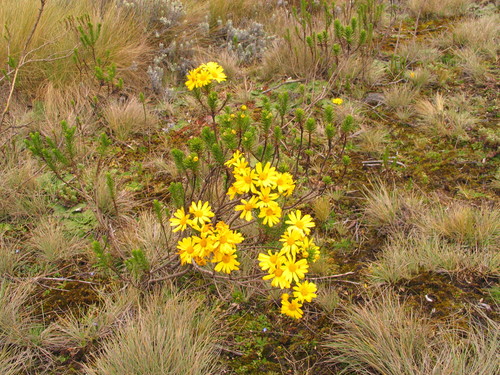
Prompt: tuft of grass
<box><xmin>363</xmin><ymin>184</ymin><xmax>422</xmax><ymax>233</ymax></box>
<box><xmin>406</xmin><ymin>0</ymin><xmax>471</xmax><ymax>19</ymax></box>
<box><xmin>0</xmin><ymin>0</ymin><xmax>151</xmax><ymax>92</ymax></box>
<box><xmin>451</xmin><ymin>14</ymin><xmax>499</xmax><ymax>59</ymax></box>
<box><xmin>420</xmin><ymin>203</ymin><xmax>499</xmax><ymax>249</ymax></box>
<box><xmin>84</xmin><ymin>290</ymin><xmax>222</xmax><ymax>375</ymax></box>
<box><xmin>29</xmin><ymin>217</ymin><xmax>86</xmax><ymax>263</ymax></box>
<box><xmin>383</xmin><ymin>84</ymin><xmax>417</xmax><ymax>110</ymax></box>
<box><xmin>357</xmin><ymin>125</ymin><xmax>388</xmax><ymax>155</ymax></box>
<box><xmin>311</xmin><ymin>196</ymin><xmax>332</xmax><ymax>224</ymax></box>
<box><xmin>0</xmin><ymin>281</ymin><xmax>34</xmax><ymax>347</ymax></box>
<box><xmin>415</xmin><ymin>93</ymin><xmax>477</xmax><ymax>140</ymax></box>
<box><xmin>0</xmin><ymin>347</ymin><xmax>30</xmax><ymax>375</ymax></box>
<box><xmin>372</xmin><ymin>230</ymin><xmax>499</xmax><ymax>284</ymax></box>
<box><xmin>103</xmin><ymin>98</ymin><xmax>158</xmax><ymax>140</ymax></box>
<box><xmin>315</xmin><ymin>285</ymin><xmax>340</xmax><ymax>313</ymax></box>
<box><xmin>325</xmin><ymin>296</ymin><xmax>500</xmax><ymax>375</ymax></box>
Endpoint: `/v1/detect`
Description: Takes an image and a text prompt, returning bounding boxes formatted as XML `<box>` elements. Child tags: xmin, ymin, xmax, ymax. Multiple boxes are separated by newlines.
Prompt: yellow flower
<box><xmin>279</xmin><ymin>228</ymin><xmax>305</xmax><ymax>258</ymax></box>
<box><xmin>285</xmin><ymin>210</ymin><xmax>315</xmax><ymax>235</ymax></box>
<box><xmin>169</xmin><ymin>207</ymin><xmax>191</xmax><ymax>232</ymax></box>
<box><xmin>292</xmin><ymin>281</ymin><xmax>317</xmax><ymax>303</ymax></box>
<box><xmin>226</xmin><ymin>185</ymin><xmax>242</xmax><ymax>200</ymax></box>
<box><xmin>214</xmin><ymin>251</ymin><xmax>240</xmax><ymax>274</ymax></box>
<box><xmin>189</xmin><ymin>200</ymin><xmax>215</xmax><ymax>226</ymax></box>
<box><xmin>263</xmin><ymin>265</ymin><xmax>291</xmax><ymax>289</ymax></box>
<box><xmin>233</xmin><ymin>168</ymin><xmax>258</xmax><ymax>194</ymax></box>
<box><xmin>331</xmin><ymin>97</ymin><xmax>343</xmax><ymax>105</ymax></box>
<box><xmin>240</xmin><ymin>114</ymin><xmax>246</xmax><ymax>119</ymax></box>
<box><xmin>235</xmin><ymin>196</ymin><xmax>259</xmax><ymax>221</ymax></box>
<box><xmin>211</xmin><ymin>222</ymin><xmax>244</xmax><ymax>254</ymax></box>
<box><xmin>196</xmin><ymin>69</ymin><xmax>211</xmax><ymax>87</ymax></box>
<box><xmin>275</xmin><ymin>172</ymin><xmax>295</xmax><ymax>196</ymax></box>
<box><xmin>299</xmin><ymin>236</ymin><xmax>320</xmax><ymax>261</ymax></box>
<box><xmin>193</xmin><ymin>233</ymin><xmax>214</xmax><ymax>259</ymax></box>
<box><xmin>177</xmin><ymin>236</ymin><xmax>197</xmax><ymax>265</ymax></box>
<box><xmin>254</xmin><ymin>162</ymin><xmax>278</xmax><ymax>189</ymax></box>
<box><xmin>203</xmin><ymin>62</ymin><xmax>227</xmax><ymax>83</ymax></box>
<box><xmin>282</xmin><ymin>258</ymin><xmax>309</xmax><ymax>283</ymax></box>
<box><xmin>193</xmin><ymin>156</ymin><xmax>199</xmax><ymax>162</ymax></box>
<box><xmin>224</xmin><ymin>150</ymin><xmax>244</xmax><ymax>167</ymax></box>
<box><xmin>281</xmin><ymin>298</ymin><xmax>303</xmax><ymax>319</ymax></box>
<box><xmin>241</xmin><ymin>105</ymin><xmax>247</xmax><ymax>110</ymax></box>
<box><xmin>184</xmin><ymin>67</ymin><xmax>201</xmax><ymax>91</ymax></box>
<box><xmin>255</xmin><ymin>187</ymin><xmax>279</xmax><ymax>208</ymax></box>
<box><xmin>258</xmin><ymin>201</ymin><xmax>282</xmax><ymax>227</ymax></box>
<box><xmin>258</xmin><ymin>250</ymin><xmax>285</xmax><ymax>272</ymax></box>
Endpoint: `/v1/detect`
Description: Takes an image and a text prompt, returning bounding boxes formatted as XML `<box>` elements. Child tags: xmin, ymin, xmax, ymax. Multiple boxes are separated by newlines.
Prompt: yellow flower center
<box><xmin>244</xmin><ymin>203</ymin><xmax>253</xmax><ymax>211</ymax></box>
<box><xmin>275</xmin><ymin>268</ymin><xmax>283</xmax><ymax>277</ymax></box>
<box><xmin>266</xmin><ymin>208</ymin><xmax>274</xmax><ymax>216</ymax></box>
<box><xmin>195</xmin><ymin>211</ymin><xmax>203</xmax><ymax>218</ymax></box>
<box><xmin>222</xmin><ymin>254</ymin><xmax>231</xmax><ymax>263</ymax></box>
<box><xmin>269</xmin><ymin>255</ymin><xmax>278</xmax><ymax>264</ymax></box>
<box><xmin>287</xmin><ymin>237</ymin><xmax>295</xmax><ymax>245</ymax></box>
<box><xmin>295</xmin><ymin>221</ymin><xmax>304</xmax><ymax>229</ymax></box>
<box><xmin>288</xmin><ymin>263</ymin><xmax>297</xmax><ymax>273</ymax></box>
<box><xmin>244</xmin><ymin>175</ymin><xmax>252</xmax><ymax>184</ymax></box>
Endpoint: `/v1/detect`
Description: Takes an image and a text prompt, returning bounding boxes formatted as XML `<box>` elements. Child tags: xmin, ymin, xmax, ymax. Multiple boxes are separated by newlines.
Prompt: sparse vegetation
<box><xmin>0</xmin><ymin>0</ymin><xmax>498</xmax><ymax>373</ymax></box>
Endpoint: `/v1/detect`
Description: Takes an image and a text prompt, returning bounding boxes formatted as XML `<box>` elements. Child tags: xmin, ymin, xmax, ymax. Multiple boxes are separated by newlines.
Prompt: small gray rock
<box><xmin>364</xmin><ymin>92</ymin><xmax>385</xmax><ymax>105</ymax></box>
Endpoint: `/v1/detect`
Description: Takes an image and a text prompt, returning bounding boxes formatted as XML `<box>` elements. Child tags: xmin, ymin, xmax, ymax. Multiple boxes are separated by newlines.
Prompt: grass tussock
<box><xmin>0</xmin><ymin>0</ymin><xmax>150</xmax><ymax>92</ymax></box>
<box><xmin>406</xmin><ymin>0</ymin><xmax>472</xmax><ymax>19</ymax></box>
<box><xmin>326</xmin><ymin>296</ymin><xmax>500</xmax><ymax>375</ymax></box>
<box><xmin>363</xmin><ymin>184</ymin><xmax>423</xmax><ymax>233</ymax></box>
<box><xmin>84</xmin><ymin>290</ymin><xmax>222</xmax><ymax>375</ymax></box>
<box><xmin>451</xmin><ymin>14</ymin><xmax>499</xmax><ymax>59</ymax></box>
<box><xmin>383</xmin><ymin>84</ymin><xmax>417</xmax><ymax>109</ymax></box>
<box><xmin>29</xmin><ymin>217</ymin><xmax>87</xmax><ymax>263</ymax></box>
<box><xmin>415</xmin><ymin>92</ymin><xmax>477</xmax><ymax>140</ymax></box>
<box><xmin>421</xmin><ymin>203</ymin><xmax>499</xmax><ymax>249</ymax></box>
<box><xmin>371</xmin><ymin>232</ymin><xmax>499</xmax><ymax>283</ymax></box>
<box><xmin>103</xmin><ymin>98</ymin><xmax>158</xmax><ymax>140</ymax></box>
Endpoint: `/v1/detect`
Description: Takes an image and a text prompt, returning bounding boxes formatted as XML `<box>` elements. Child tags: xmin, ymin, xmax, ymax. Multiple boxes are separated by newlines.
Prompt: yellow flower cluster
<box><xmin>258</xmin><ymin>210</ymin><xmax>320</xmax><ymax>319</ymax></box>
<box><xmin>225</xmin><ymin>151</ymin><xmax>295</xmax><ymax>226</ymax></box>
<box><xmin>170</xmin><ymin>201</ymin><xmax>243</xmax><ymax>274</ymax></box>
<box><xmin>185</xmin><ymin>62</ymin><xmax>227</xmax><ymax>91</ymax></box>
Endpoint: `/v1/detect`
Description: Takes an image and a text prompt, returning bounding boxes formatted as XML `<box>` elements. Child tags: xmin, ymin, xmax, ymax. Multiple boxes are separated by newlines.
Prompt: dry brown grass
<box><xmin>0</xmin><ymin>0</ymin><xmax>151</xmax><ymax>93</ymax></box>
<box><xmin>326</xmin><ymin>295</ymin><xmax>500</xmax><ymax>375</ymax></box>
<box><xmin>103</xmin><ymin>98</ymin><xmax>158</xmax><ymax>140</ymax></box>
<box><xmin>84</xmin><ymin>290</ymin><xmax>222</xmax><ymax>375</ymax></box>
<box><xmin>406</xmin><ymin>0</ymin><xmax>472</xmax><ymax>19</ymax></box>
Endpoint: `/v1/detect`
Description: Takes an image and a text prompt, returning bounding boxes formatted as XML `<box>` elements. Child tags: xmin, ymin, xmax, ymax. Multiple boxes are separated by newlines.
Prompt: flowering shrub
<box><xmin>170</xmin><ymin>151</ymin><xmax>320</xmax><ymax>319</ymax></box>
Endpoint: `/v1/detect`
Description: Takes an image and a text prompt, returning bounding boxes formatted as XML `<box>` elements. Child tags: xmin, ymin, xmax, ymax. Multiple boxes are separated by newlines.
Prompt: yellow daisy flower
<box><xmin>189</xmin><ymin>200</ymin><xmax>215</xmax><ymax>226</ymax></box>
<box><xmin>169</xmin><ymin>207</ymin><xmax>191</xmax><ymax>232</ymax></box>
<box><xmin>275</xmin><ymin>172</ymin><xmax>295</xmax><ymax>196</ymax></box>
<box><xmin>258</xmin><ymin>250</ymin><xmax>285</xmax><ymax>272</ymax></box>
<box><xmin>258</xmin><ymin>201</ymin><xmax>282</xmax><ymax>227</ymax></box>
<box><xmin>233</xmin><ymin>168</ymin><xmax>258</xmax><ymax>193</ymax></box>
<box><xmin>282</xmin><ymin>257</ymin><xmax>309</xmax><ymax>283</ymax></box>
<box><xmin>177</xmin><ymin>236</ymin><xmax>197</xmax><ymax>265</ymax></box>
<box><xmin>214</xmin><ymin>251</ymin><xmax>240</xmax><ymax>274</ymax></box>
<box><xmin>255</xmin><ymin>187</ymin><xmax>279</xmax><ymax>208</ymax></box>
<box><xmin>285</xmin><ymin>210</ymin><xmax>315</xmax><ymax>235</ymax></box>
<box><xmin>279</xmin><ymin>228</ymin><xmax>305</xmax><ymax>258</ymax></box>
<box><xmin>263</xmin><ymin>265</ymin><xmax>291</xmax><ymax>289</ymax></box>
<box><xmin>235</xmin><ymin>196</ymin><xmax>259</xmax><ymax>222</ymax></box>
<box><xmin>292</xmin><ymin>281</ymin><xmax>317</xmax><ymax>303</ymax></box>
<box><xmin>254</xmin><ymin>162</ymin><xmax>278</xmax><ymax>189</ymax></box>
<box><xmin>331</xmin><ymin>97</ymin><xmax>343</xmax><ymax>105</ymax></box>
<box><xmin>281</xmin><ymin>297</ymin><xmax>304</xmax><ymax>319</ymax></box>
